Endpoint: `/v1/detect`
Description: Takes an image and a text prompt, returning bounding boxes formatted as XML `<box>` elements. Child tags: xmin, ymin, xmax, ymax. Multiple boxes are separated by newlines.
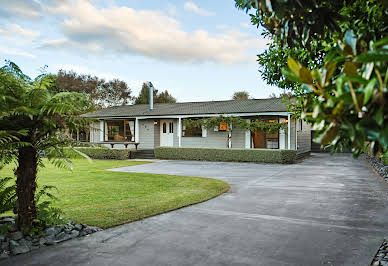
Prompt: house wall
<box><xmin>181</xmin><ymin>127</ymin><xmax>246</xmax><ymax>149</ymax></box>
<box><xmin>89</xmin><ymin>121</ymin><xmax>101</xmax><ymax>142</ymax></box>
<box><xmin>88</xmin><ymin>117</ymin><xmax>311</xmax><ymax>153</ymax></box>
<box><xmin>296</xmin><ymin>119</ymin><xmax>311</xmax><ymax>154</ymax></box>
<box><xmin>138</xmin><ymin>119</ymin><xmax>155</xmax><ymax>149</ymax></box>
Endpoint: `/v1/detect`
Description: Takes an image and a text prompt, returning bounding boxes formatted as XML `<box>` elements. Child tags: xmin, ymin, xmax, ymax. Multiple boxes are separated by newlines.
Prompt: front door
<box><xmin>160</xmin><ymin>119</ymin><xmax>174</xmax><ymax>146</ymax></box>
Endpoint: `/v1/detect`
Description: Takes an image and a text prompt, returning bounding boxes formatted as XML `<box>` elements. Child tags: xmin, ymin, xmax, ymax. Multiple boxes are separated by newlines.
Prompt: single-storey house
<box><xmin>83</xmin><ymin>97</ymin><xmax>311</xmax><ymax>156</ymax></box>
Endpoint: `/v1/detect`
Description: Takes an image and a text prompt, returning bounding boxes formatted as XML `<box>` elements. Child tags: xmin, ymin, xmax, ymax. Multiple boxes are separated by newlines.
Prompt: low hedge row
<box><xmin>155</xmin><ymin>147</ymin><xmax>296</xmax><ymax>164</ymax></box>
<box><xmin>73</xmin><ymin>147</ymin><xmax>130</xmax><ymax>160</ymax></box>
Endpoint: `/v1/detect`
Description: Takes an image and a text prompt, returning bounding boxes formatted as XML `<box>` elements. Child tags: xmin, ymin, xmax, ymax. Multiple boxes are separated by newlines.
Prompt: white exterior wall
<box><xmin>181</xmin><ymin>127</ymin><xmax>246</xmax><ymax>149</ymax></box>
<box><xmin>296</xmin><ymin>119</ymin><xmax>311</xmax><ymax>154</ymax></box>
<box><xmin>138</xmin><ymin>119</ymin><xmax>155</xmax><ymax>149</ymax></box>
<box><xmin>87</xmin><ymin>116</ymin><xmax>311</xmax><ymax>152</ymax></box>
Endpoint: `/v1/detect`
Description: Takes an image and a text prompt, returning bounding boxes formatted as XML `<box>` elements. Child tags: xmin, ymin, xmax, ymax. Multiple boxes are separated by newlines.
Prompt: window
<box><xmin>169</xmin><ymin>122</ymin><xmax>174</xmax><ymax>133</ymax></box>
<box><xmin>163</xmin><ymin>122</ymin><xmax>167</xmax><ymax>133</ymax></box>
<box><xmin>105</xmin><ymin>120</ymin><xmax>134</xmax><ymax>141</ymax></box>
<box><xmin>182</xmin><ymin>124</ymin><xmax>202</xmax><ymax>137</ymax></box>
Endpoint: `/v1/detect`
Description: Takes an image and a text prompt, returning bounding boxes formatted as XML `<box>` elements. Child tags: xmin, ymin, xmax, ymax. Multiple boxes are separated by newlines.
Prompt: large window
<box><xmin>105</xmin><ymin>120</ymin><xmax>134</xmax><ymax>142</ymax></box>
<box><xmin>182</xmin><ymin>122</ymin><xmax>202</xmax><ymax>137</ymax></box>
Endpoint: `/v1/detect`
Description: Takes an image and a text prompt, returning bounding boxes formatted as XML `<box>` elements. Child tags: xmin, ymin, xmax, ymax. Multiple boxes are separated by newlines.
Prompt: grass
<box><xmin>0</xmin><ymin>159</ymin><xmax>229</xmax><ymax>228</ymax></box>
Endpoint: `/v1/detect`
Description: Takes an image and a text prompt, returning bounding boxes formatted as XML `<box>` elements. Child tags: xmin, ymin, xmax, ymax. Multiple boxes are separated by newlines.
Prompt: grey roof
<box><xmin>84</xmin><ymin>98</ymin><xmax>288</xmax><ymax>118</ymax></box>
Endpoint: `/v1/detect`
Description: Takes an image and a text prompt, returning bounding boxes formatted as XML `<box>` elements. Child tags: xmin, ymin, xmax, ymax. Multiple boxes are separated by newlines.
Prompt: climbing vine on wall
<box><xmin>183</xmin><ymin>116</ymin><xmax>287</xmax><ymax>148</ymax></box>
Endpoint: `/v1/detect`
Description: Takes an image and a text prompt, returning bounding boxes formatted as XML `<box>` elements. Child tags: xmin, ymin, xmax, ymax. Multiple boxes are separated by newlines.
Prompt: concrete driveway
<box><xmin>5</xmin><ymin>153</ymin><xmax>388</xmax><ymax>266</ymax></box>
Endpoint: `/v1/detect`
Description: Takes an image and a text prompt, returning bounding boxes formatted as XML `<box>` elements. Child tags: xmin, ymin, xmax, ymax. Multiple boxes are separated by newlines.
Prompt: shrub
<box><xmin>155</xmin><ymin>147</ymin><xmax>296</xmax><ymax>164</ymax></box>
<box><xmin>73</xmin><ymin>147</ymin><xmax>130</xmax><ymax>160</ymax></box>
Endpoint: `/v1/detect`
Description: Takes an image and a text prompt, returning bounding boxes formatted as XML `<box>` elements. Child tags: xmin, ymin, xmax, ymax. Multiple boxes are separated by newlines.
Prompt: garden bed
<box><xmin>0</xmin><ymin>216</ymin><xmax>101</xmax><ymax>258</ymax></box>
<box><xmin>362</xmin><ymin>153</ymin><xmax>388</xmax><ymax>181</ymax></box>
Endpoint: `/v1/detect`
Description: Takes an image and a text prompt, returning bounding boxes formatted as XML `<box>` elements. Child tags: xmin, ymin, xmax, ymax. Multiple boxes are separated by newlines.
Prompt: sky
<box><xmin>0</xmin><ymin>0</ymin><xmax>283</xmax><ymax>102</ymax></box>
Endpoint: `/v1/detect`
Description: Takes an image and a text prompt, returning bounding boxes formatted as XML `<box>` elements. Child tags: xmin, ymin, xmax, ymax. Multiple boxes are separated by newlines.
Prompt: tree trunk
<box><xmin>14</xmin><ymin>146</ymin><xmax>38</xmax><ymax>232</ymax></box>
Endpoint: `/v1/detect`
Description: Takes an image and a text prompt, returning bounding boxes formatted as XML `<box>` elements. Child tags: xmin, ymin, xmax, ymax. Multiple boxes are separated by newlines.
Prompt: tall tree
<box><xmin>236</xmin><ymin>0</ymin><xmax>387</xmax><ymax>90</ymax></box>
<box><xmin>232</xmin><ymin>91</ymin><xmax>250</xmax><ymax>100</ymax></box>
<box><xmin>134</xmin><ymin>82</ymin><xmax>176</xmax><ymax>104</ymax></box>
<box><xmin>235</xmin><ymin>0</ymin><xmax>388</xmax><ymax>161</ymax></box>
<box><xmin>56</xmin><ymin>70</ymin><xmax>133</xmax><ymax>108</ymax></box>
<box><xmin>0</xmin><ymin>61</ymin><xmax>93</xmax><ymax>231</ymax></box>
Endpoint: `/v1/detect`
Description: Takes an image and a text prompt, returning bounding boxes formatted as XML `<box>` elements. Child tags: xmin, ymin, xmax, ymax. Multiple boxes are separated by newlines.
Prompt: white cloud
<box><xmin>0</xmin><ymin>24</ymin><xmax>40</xmax><ymax>39</ymax></box>
<box><xmin>240</xmin><ymin>22</ymin><xmax>250</xmax><ymax>28</ymax></box>
<box><xmin>41</xmin><ymin>0</ymin><xmax>268</xmax><ymax>65</ymax></box>
<box><xmin>167</xmin><ymin>3</ymin><xmax>177</xmax><ymax>16</ymax></box>
<box><xmin>183</xmin><ymin>2</ymin><xmax>215</xmax><ymax>16</ymax></box>
<box><xmin>0</xmin><ymin>0</ymin><xmax>42</xmax><ymax>19</ymax></box>
<box><xmin>0</xmin><ymin>46</ymin><xmax>36</xmax><ymax>58</ymax></box>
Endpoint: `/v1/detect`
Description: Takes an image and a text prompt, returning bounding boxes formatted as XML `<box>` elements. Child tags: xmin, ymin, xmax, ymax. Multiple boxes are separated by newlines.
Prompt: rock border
<box><xmin>0</xmin><ymin>216</ymin><xmax>101</xmax><ymax>258</ymax></box>
<box><xmin>371</xmin><ymin>238</ymin><xmax>388</xmax><ymax>266</ymax></box>
<box><xmin>362</xmin><ymin>153</ymin><xmax>388</xmax><ymax>182</ymax></box>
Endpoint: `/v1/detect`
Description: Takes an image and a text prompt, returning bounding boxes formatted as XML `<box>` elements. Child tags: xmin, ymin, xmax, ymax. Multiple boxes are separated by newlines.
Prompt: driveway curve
<box><xmin>4</xmin><ymin>153</ymin><xmax>388</xmax><ymax>266</ymax></box>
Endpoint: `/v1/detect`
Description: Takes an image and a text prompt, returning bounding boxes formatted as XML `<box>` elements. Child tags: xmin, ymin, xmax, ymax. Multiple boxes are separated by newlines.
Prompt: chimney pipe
<box><xmin>148</xmin><ymin>81</ymin><xmax>153</xmax><ymax>110</ymax></box>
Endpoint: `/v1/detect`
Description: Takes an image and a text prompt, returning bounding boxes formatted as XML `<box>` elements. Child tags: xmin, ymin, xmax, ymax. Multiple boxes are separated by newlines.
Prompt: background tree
<box><xmin>0</xmin><ymin>61</ymin><xmax>93</xmax><ymax>232</ymax></box>
<box><xmin>56</xmin><ymin>70</ymin><xmax>133</xmax><ymax>108</ymax></box>
<box><xmin>235</xmin><ymin>0</ymin><xmax>387</xmax><ymax>161</ymax></box>
<box><xmin>236</xmin><ymin>0</ymin><xmax>387</xmax><ymax>91</ymax></box>
<box><xmin>232</xmin><ymin>91</ymin><xmax>250</xmax><ymax>100</ymax></box>
<box><xmin>134</xmin><ymin>82</ymin><xmax>176</xmax><ymax>104</ymax></box>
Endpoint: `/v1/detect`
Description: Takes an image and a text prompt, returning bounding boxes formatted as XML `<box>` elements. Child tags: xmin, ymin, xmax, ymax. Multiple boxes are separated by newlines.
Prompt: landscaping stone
<box><xmin>55</xmin><ymin>231</ymin><xmax>71</xmax><ymax>243</ymax></box>
<box><xmin>44</xmin><ymin>235</ymin><xmax>56</xmax><ymax>245</ymax></box>
<box><xmin>74</xmin><ymin>224</ymin><xmax>83</xmax><ymax>231</ymax></box>
<box><xmin>70</xmin><ymin>230</ymin><xmax>79</xmax><ymax>239</ymax></box>
<box><xmin>0</xmin><ymin>219</ymin><xmax>101</xmax><ymax>257</ymax></box>
<box><xmin>1</xmin><ymin>239</ymin><xmax>9</xmax><ymax>250</ymax></box>
<box><xmin>362</xmin><ymin>154</ymin><xmax>388</xmax><ymax>181</ymax></box>
<box><xmin>0</xmin><ymin>251</ymin><xmax>9</xmax><ymax>259</ymax></box>
<box><xmin>372</xmin><ymin>239</ymin><xmax>388</xmax><ymax>266</ymax></box>
<box><xmin>10</xmin><ymin>239</ymin><xmax>30</xmax><ymax>255</ymax></box>
<box><xmin>11</xmin><ymin>231</ymin><xmax>23</xmax><ymax>241</ymax></box>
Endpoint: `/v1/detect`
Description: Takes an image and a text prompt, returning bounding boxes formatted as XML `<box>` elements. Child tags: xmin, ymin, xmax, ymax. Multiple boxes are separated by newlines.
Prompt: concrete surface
<box><xmin>4</xmin><ymin>153</ymin><xmax>388</xmax><ymax>266</ymax></box>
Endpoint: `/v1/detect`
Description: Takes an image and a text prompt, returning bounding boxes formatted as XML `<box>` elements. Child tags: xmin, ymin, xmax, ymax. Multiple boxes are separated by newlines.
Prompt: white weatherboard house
<box><xmin>84</xmin><ymin>96</ymin><xmax>311</xmax><ymax>156</ymax></box>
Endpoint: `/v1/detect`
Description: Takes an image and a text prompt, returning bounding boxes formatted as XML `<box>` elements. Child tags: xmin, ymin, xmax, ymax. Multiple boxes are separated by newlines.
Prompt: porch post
<box><xmin>135</xmin><ymin>118</ymin><xmax>140</xmax><ymax>143</ymax></box>
<box><xmin>245</xmin><ymin>119</ymin><xmax>250</xmax><ymax>149</ymax></box>
<box><xmin>178</xmin><ymin>117</ymin><xmax>182</xmax><ymax>147</ymax></box>
<box><xmin>99</xmin><ymin>120</ymin><xmax>104</xmax><ymax>142</ymax></box>
<box><xmin>295</xmin><ymin>119</ymin><xmax>298</xmax><ymax>151</ymax></box>
<box><xmin>287</xmin><ymin>114</ymin><xmax>291</xmax><ymax>150</ymax></box>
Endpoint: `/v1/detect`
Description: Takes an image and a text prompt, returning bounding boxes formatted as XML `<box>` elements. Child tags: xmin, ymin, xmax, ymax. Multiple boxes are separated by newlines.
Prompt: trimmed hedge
<box><xmin>73</xmin><ymin>147</ymin><xmax>130</xmax><ymax>160</ymax></box>
<box><xmin>155</xmin><ymin>147</ymin><xmax>296</xmax><ymax>164</ymax></box>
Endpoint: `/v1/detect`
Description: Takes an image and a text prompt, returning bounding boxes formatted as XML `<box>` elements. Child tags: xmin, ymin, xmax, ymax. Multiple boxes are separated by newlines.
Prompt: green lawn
<box><xmin>0</xmin><ymin>159</ymin><xmax>229</xmax><ymax>228</ymax></box>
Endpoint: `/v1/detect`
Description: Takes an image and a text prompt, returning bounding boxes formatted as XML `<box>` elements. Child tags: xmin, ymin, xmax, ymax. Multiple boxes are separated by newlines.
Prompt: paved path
<box><xmin>5</xmin><ymin>153</ymin><xmax>388</xmax><ymax>266</ymax></box>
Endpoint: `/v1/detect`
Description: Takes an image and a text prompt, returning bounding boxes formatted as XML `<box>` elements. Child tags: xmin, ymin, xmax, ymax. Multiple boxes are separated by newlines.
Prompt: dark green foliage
<box><xmin>155</xmin><ymin>147</ymin><xmax>296</xmax><ymax>164</ymax></box>
<box><xmin>73</xmin><ymin>147</ymin><xmax>130</xmax><ymax>160</ymax></box>
<box><xmin>135</xmin><ymin>82</ymin><xmax>176</xmax><ymax>104</ymax></box>
<box><xmin>283</xmin><ymin>34</ymin><xmax>388</xmax><ymax>162</ymax></box>
<box><xmin>56</xmin><ymin>70</ymin><xmax>133</xmax><ymax>108</ymax></box>
<box><xmin>235</xmin><ymin>0</ymin><xmax>387</xmax><ymax>161</ymax></box>
<box><xmin>0</xmin><ymin>177</ymin><xmax>16</xmax><ymax>214</ymax></box>
<box><xmin>0</xmin><ymin>61</ymin><xmax>93</xmax><ymax>231</ymax></box>
<box><xmin>232</xmin><ymin>91</ymin><xmax>250</xmax><ymax>100</ymax></box>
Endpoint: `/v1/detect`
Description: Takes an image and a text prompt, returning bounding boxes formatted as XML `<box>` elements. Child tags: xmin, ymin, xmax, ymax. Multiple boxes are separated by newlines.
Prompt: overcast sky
<box><xmin>0</xmin><ymin>0</ymin><xmax>283</xmax><ymax>102</ymax></box>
